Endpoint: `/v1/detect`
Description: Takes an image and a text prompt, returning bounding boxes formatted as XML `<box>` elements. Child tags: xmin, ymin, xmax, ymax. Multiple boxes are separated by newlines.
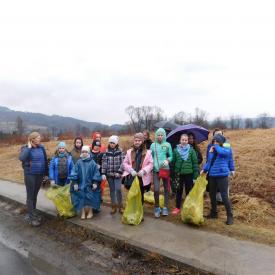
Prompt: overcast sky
<box><xmin>0</xmin><ymin>1</ymin><xmax>275</xmax><ymax>125</ymax></box>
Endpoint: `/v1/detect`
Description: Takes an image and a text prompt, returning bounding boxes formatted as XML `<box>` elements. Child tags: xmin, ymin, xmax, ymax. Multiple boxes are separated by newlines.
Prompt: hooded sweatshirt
<box><xmin>150</xmin><ymin>128</ymin><xmax>173</xmax><ymax>172</ymax></box>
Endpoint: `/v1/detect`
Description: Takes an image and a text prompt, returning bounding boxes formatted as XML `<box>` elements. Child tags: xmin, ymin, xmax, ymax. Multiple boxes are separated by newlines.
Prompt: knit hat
<box><xmin>108</xmin><ymin>135</ymin><xmax>119</xmax><ymax>145</ymax></box>
<box><xmin>92</xmin><ymin>140</ymin><xmax>101</xmax><ymax>148</ymax></box>
<box><xmin>212</xmin><ymin>134</ymin><xmax>226</xmax><ymax>145</ymax></box>
<box><xmin>134</xmin><ymin>132</ymin><xmax>144</xmax><ymax>142</ymax></box>
<box><xmin>81</xmin><ymin>145</ymin><xmax>91</xmax><ymax>153</ymax></box>
<box><xmin>28</xmin><ymin>131</ymin><xmax>40</xmax><ymax>142</ymax></box>
<box><xmin>57</xmin><ymin>141</ymin><xmax>66</xmax><ymax>149</ymax></box>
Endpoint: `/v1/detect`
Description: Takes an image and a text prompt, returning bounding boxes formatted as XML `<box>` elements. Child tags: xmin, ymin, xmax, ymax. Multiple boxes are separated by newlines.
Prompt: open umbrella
<box><xmin>154</xmin><ymin>120</ymin><xmax>180</xmax><ymax>133</ymax></box>
<box><xmin>167</xmin><ymin>124</ymin><xmax>210</xmax><ymax>145</ymax></box>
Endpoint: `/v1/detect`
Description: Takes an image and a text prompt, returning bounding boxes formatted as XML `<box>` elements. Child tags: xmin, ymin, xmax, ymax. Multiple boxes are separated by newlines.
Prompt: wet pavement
<box><xmin>1</xmin><ymin>179</ymin><xmax>275</xmax><ymax>275</ymax></box>
<box><xmin>0</xmin><ymin>242</ymin><xmax>38</xmax><ymax>275</ymax></box>
<box><xmin>0</xmin><ymin>198</ymin><xmax>207</xmax><ymax>275</ymax></box>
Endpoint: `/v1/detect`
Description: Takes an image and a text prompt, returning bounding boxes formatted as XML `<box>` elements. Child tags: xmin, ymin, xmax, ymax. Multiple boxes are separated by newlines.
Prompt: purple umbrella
<box><xmin>167</xmin><ymin>124</ymin><xmax>210</xmax><ymax>145</ymax></box>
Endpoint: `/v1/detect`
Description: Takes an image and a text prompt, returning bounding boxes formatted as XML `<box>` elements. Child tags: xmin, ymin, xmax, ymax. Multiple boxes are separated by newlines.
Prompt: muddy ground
<box><xmin>0</xmin><ymin>198</ymin><xmax>211</xmax><ymax>275</ymax></box>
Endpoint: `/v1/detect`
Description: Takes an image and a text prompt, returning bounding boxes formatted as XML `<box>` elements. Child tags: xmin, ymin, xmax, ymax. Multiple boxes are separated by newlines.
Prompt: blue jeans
<box><xmin>107</xmin><ymin>177</ymin><xmax>122</xmax><ymax>205</ymax></box>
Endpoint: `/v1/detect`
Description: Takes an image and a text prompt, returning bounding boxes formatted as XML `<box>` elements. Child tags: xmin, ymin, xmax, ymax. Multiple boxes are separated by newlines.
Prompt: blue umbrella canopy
<box><xmin>167</xmin><ymin>124</ymin><xmax>210</xmax><ymax>145</ymax></box>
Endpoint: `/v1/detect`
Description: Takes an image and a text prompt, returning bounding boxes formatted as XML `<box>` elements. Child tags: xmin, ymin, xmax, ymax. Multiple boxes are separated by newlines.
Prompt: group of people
<box><xmin>19</xmin><ymin>127</ymin><xmax>235</xmax><ymax>227</ymax></box>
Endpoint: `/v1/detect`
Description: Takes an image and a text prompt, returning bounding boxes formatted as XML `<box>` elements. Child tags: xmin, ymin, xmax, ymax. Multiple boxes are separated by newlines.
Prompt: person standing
<box><xmin>150</xmin><ymin>128</ymin><xmax>173</xmax><ymax>218</ymax></box>
<box><xmin>123</xmin><ymin>133</ymin><xmax>153</xmax><ymax>205</ymax></box>
<box><xmin>49</xmin><ymin>141</ymin><xmax>74</xmax><ymax>187</ymax></box>
<box><xmin>188</xmin><ymin>133</ymin><xmax>203</xmax><ymax>165</ymax></box>
<box><xmin>201</xmin><ymin>134</ymin><xmax>235</xmax><ymax>225</ymax></box>
<box><xmin>172</xmin><ymin>134</ymin><xmax>199</xmax><ymax>215</ymax></box>
<box><xmin>143</xmin><ymin>130</ymin><xmax>153</xmax><ymax>150</ymax></box>
<box><xmin>70</xmin><ymin>137</ymin><xmax>83</xmax><ymax>165</ymax></box>
<box><xmin>19</xmin><ymin>132</ymin><xmax>48</xmax><ymax>227</ymax></box>
<box><xmin>70</xmin><ymin>146</ymin><xmax>102</xmax><ymax>219</ymax></box>
<box><xmin>101</xmin><ymin>135</ymin><xmax>125</xmax><ymax>214</ymax></box>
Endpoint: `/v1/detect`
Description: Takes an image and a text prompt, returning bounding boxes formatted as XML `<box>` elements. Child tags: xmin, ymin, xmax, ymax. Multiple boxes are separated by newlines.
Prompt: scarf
<box><xmin>177</xmin><ymin>144</ymin><xmax>191</xmax><ymax>161</ymax></box>
<box><xmin>80</xmin><ymin>153</ymin><xmax>90</xmax><ymax>160</ymax></box>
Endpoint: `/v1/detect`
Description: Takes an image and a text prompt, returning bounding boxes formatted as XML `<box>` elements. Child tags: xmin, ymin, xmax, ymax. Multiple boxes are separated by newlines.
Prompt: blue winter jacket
<box><xmin>19</xmin><ymin>145</ymin><xmax>48</xmax><ymax>175</ymax></box>
<box><xmin>49</xmin><ymin>153</ymin><xmax>74</xmax><ymax>185</ymax></box>
<box><xmin>203</xmin><ymin>144</ymin><xmax>235</xmax><ymax>177</ymax></box>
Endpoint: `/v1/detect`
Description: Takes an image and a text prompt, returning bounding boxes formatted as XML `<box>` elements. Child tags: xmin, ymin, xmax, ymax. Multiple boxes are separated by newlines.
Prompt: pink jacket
<box><xmin>122</xmin><ymin>148</ymin><xmax>153</xmax><ymax>186</ymax></box>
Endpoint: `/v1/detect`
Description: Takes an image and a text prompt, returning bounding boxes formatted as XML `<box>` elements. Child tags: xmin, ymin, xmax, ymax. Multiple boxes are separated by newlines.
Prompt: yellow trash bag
<box><xmin>122</xmin><ymin>176</ymin><xmax>143</xmax><ymax>225</ymax></box>
<box><xmin>181</xmin><ymin>175</ymin><xmax>208</xmax><ymax>225</ymax></box>
<box><xmin>45</xmin><ymin>184</ymin><xmax>76</xmax><ymax>218</ymax></box>
<box><xmin>144</xmin><ymin>191</ymin><xmax>164</xmax><ymax>208</ymax></box>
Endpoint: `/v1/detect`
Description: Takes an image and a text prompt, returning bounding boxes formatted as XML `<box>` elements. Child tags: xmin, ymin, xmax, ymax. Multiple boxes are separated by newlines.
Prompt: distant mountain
<box><xmin>0</xmin><ymin>106</ymin><xmax>124</xmax><ymax>134</ymax></box>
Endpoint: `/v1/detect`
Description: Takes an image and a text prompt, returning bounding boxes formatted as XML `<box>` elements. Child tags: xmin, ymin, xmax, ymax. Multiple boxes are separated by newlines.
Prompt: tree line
<box><xmin>0</xmin><ymin>107</ymin><xmax>274</xmax><ymax>143</ymax></box>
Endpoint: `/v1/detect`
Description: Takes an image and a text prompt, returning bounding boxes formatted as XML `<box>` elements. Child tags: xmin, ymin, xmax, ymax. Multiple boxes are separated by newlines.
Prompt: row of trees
<box><xmin>125</xmin><ymin>106</ymin><xmax>274</xmax><ymax>133</ymax></box>
<box><xmin>0</xmin><ymin>108</ymin><xmax>274</xmax><ymax>143</ymax></box>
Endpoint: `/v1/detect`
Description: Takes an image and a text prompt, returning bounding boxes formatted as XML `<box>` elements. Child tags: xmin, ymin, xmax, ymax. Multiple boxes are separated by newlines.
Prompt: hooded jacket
<box><xmin>150</xmin><ymin>128</ymin><xmax>173</xmax><ymax>172</ymax></box>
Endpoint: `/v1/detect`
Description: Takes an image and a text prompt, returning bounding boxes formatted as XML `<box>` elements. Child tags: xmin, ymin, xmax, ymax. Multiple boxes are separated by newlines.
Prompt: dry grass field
<box><xmin>0</xmin><ymin>129</ymin><xmax>275</xmax><ymax>245</ymax></box>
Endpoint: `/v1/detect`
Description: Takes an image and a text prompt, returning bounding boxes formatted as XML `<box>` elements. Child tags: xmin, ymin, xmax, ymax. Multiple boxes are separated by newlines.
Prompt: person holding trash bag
<box><xmin>19</xmin><ymin>132</ymin><xmax>48</xmax><ymax>227</ymax></box>
<box><xmin>70</xmin><ymin>136</ymin><xmax>83</xmax><ymax>164</ymax></box>
<box><xmin>123</xmin><ymin>133</ymin><xmax>153</xmax><ymax>205</ymax></box>
<box><xmin>171</xmin><ymin>134</ymin><xmax>199</xmax><ymax>215</ymax></box>
<box><xmin>201</xmin><ymin>134</ymin><xmax>235</xmax><ymax>225</ymax></box>
<box><xmin>150</xmin><ymin>128</ymin><xmax>173</xmax><ymax>218</ymax></box>
<box><xmin>69</xmin><ymin>145</ymin><xmax>102</xmax><ymax>220</ymax></box>
<box><xmin>49</xmin><ymin>141</ymin><xmax>74</xmax><ymax>187</ymax></box>
<box><xmin>101</xmin><ymin>135</ymin><xmax>125</xmax><ymax>215</ymax></box>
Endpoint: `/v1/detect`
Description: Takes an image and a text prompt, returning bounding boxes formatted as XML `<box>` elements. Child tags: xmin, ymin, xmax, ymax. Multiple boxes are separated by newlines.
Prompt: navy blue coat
<box><xmin>19</xmin><ymin>145</ymin><xmax>48</xmax><ymax>175</ymax></box>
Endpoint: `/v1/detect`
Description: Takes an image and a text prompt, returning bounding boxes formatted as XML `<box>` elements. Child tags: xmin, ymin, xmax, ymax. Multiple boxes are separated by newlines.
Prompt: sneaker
<box><xmin>154</xmin><ymin>207</ymin><xmax>161</xmax><ymax>218</ymax></box>
<box><xmin>32</xmin><ymin>211</ymin><xmax>42</xmax><ymax>222</ymax></box>
<box><xmin>172</xmin><ymin>208</ymin><xmax>180</xmax><ymax>215</ymax></box>
<box><xmin>162</xmin><ymin>207</ymin><xmax>169</xmax><ymax>216</ymax></box>
<box><xmin>30</xmin><ymin>219</ymin><xmax>41</xmax><ymax>227</ymax></box>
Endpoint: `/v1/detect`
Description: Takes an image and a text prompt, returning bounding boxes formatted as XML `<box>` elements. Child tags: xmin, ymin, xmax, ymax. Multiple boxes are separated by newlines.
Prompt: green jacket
<box><xmin>172</xmin><ymin>147</ymin><xmax>199</xmax><ymax>179</ymax></box>
<box><xmin>150</xmin><ymin>128</ymin><xmax>173</xmax><ymax>172</ymax></box>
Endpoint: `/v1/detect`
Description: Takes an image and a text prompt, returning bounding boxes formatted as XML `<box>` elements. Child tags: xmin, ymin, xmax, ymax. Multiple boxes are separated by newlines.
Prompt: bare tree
<box><xmin>245</xmin><ymin>118</ymin><xmax>254</xmax><ymax>129</ymax></box>
<box><xmin>229</xmin><ymin>114</ymin><xmax>242</xmax><ymax>129</ymax></box>
<box><xmin>257</xmin><ymin>113</ymin><xmax>272</xmax><ymax>129</ymax></box>
<box><xmin>125</xmin><ymin>105</ymin><xmax>165</xmax><ymax>132</ymax></box>
<box><xmin>173</xmin><ymin>111</ymin><xmax>192</xmax><ymax>125</ymax></box>
<box><xmin>211</xmin><ymin>117</ymin><xmax>227</xmax><ymax>129</ymax></box>
<box><xmin>15</xmin><ymin>116</ymin><xmax>24</xmax><ymax>135</ymax></box>
<box><xmin>191</xmin><ymin>108</ymin><xmax>209</xmax><ymax>128</ymax></box>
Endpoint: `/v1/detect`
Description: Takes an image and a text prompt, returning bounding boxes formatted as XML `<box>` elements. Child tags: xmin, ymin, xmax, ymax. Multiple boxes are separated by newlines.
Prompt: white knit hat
<box><xmin>108</xmin><ymin>135</ymin><xmax>119</xmax><ymax>145</ymax></box>
<box><xmin>81</xmin><ymin>145</ymin><xmax>91</xmax><ymax>153</ymax></box>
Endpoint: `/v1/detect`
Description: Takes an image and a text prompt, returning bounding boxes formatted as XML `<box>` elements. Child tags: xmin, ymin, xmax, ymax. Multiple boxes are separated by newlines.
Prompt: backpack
<box><xmin>58</xmin><ymin>157</ymin><xmax>68</xmax><ymax>179</ymax></box>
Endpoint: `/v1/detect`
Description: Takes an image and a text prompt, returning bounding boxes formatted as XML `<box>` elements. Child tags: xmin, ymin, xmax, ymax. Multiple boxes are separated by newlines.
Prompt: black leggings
<box><xmin>176</xmin><ymin>174</ymin><xmax>194</xmax><ymax>209</ymax></box>
<box><xmin>208</xmin><ymin>176</ymin><xmax>232</xmax><ymax>216</ymax></box>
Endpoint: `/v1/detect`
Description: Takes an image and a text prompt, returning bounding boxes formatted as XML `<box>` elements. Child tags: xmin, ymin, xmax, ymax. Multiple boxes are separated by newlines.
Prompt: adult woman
<box><xmin>19</xmin><ymin>132</ymin><xmax>48</xmax><ymax>227</ymax></box>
